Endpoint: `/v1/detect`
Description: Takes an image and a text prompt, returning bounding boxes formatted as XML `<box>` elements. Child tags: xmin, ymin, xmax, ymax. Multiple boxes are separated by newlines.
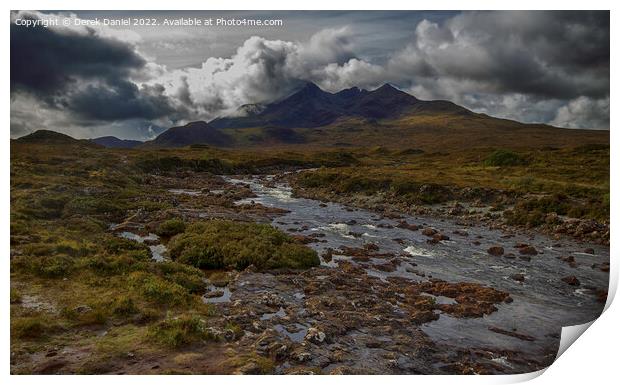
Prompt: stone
<box><xmin>305</xmin><ymin>327</ymin><xmax>326</xmax><ymax>344</ymax></box>
<box><xmin>487</xmin><ymin>246</ymin><xmax>504</xmax><ymax>256</ymax></box>
<box><xmin>561</xmin><ymin>276</ymin><xmax>580</xmax><ymax>286</ymax></box>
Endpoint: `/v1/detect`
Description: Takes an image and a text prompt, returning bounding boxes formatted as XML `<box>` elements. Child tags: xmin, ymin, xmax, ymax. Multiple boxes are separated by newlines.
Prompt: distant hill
<box><xmin>91</xmin><ymin>136</ymin><xmax>143</xmax><ymax>149</ymax></box>
<box><xmin>210</xmin><ymin>82</ymin><xmax>471</xmax><ymax>129</ymax></box>
<box><xmin>14</xmin><ymin>130</ymin><xmax>100</xmax><ymax>147</ymax></box>
<box><xmin>141</xmin><ymin>121</ymin><xmax>233</xmax><ymax>148</ymax></box>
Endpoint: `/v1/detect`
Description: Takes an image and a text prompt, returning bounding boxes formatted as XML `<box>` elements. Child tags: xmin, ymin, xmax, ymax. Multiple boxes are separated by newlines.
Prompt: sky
<box><xmin>10</xmin><ymin>10</ymin><xmax>610</xmax><ymax>140</ymax></box>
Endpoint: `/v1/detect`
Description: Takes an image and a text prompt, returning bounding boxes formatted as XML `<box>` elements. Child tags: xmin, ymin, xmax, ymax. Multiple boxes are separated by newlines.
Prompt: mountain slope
<box><xmin>141</xmin><ymin>121</ymin><xmax>232</xmax><ymax>148</ymax></box>
<box><xmin>91</xmin><ymin>136</ymin><xmax>143</xmax><ymax>149</ymax></box>
<box><xmin>14</xmin><ymin>130</ymin><xmax>100</xmax><ymax>147</ymax></box>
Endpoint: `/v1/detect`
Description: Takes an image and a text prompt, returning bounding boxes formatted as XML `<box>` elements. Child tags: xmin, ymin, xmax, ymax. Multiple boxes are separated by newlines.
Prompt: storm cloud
<box><xmin>10</xmin><ymin>11</ymin><xmax>180</xmax><ymax>132</ymax></box>
<box><xmin>10</xmin><ymin>10</ymin><xmax>610</xmax><ymax>139</ymax></box>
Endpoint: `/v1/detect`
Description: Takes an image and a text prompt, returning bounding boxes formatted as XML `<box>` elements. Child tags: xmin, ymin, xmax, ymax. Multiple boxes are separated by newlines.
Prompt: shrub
<box><xmin>167</xmin><ymin>220</ymin><xmax>319</xmax><ymax>270</ymax></box>
<box><xmin>484</xmin><ymin>150</ymin><xmax>528</xmax><ymax>167</ymax></box>
<box><xmin>147</xmin><ymin>315</ymin><xmax>216</xmax><ymax>348</ymax></box>
<box><xmin>112</xmin><ymin>295</ymin><xmax>138</xmax><ymax>316</ymax></box>
<box><xmin>129</xmin><ymin>272</ymin><xmax>190</xmax><ymax>305</ymax></box>
<box><xmin>14</xmin><ymin>254</ymin><xmax>75</xmax><ymax>278</ymax></box>
<box><xmin>156</xmin><ymin>219</ymin><xmax>186</xmax><ymax>238</ymax></box>
<box><xmin>12</xmin><ymin>317</ymin><xmax>49</xmax><ymax>339</ymax></box>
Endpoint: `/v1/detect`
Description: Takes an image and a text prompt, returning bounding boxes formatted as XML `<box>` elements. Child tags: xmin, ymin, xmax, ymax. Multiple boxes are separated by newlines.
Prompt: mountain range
<box><xmin>210</xmin><ymin>82</ymin><xmax>470</xmax><ymax>129</ymax></box>
<box><xmin>14</xmin><ymin>83</ymin><xmax>610</xmax><ymax>150</ymax></box>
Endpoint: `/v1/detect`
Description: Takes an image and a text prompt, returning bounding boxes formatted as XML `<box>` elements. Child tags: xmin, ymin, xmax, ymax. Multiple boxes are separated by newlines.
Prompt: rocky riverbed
<box><xmin>15</xmin><ymin>170</ymin><xmax>607</xmax><ymax>374</ymax></box>
<box><xmin>206</xmin><ymin>174</ymin><xmax>608</xmax><ymax>374</ymax></box>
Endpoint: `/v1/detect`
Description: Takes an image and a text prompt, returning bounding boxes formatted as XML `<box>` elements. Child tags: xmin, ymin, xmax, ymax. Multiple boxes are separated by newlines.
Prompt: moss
<box><xmin>156</xmin><ymin>219</ymin><xmax>186</xmax><ymax>238</ymax></box>
<box><xmin>146</xmin><ymin>314</ymin><xmax>216</xmax><ymax>348</ymax></box>
<box><xmin>167</xmin><ymin>220</ymin><xmax>319</xmax><ymax>270</ymax></box>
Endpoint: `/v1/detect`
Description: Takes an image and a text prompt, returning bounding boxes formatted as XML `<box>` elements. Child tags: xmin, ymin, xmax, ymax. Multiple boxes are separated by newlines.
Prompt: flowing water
<box><xmin>226</xmin><ymin>175</ymin><xmax>609</xmax><ymax>359</ymax></box>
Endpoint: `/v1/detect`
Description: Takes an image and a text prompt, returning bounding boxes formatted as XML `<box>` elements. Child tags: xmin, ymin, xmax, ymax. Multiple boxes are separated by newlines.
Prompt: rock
<box><xmin>583</xmin><ymin>248</ymin><xmax>595</xmax><ymax>255</ymax></box>
<box><xmin>321</xmin><ymin>248</ymin><xmax>333</xmax><ymax>263</ymax></box>
<box><xmin>433</xmin><ymin>233</ymin><xmax>449</xmax><ymax>241</ymax></box>
<box><xmin>234</xmin><ymin>361</ymin><xmax>262</xmax><ymax>375</ymax></box>
<box><xmin>448</xmin><ymin>203</ymin><xmax>465</xmax><ymax>216</ymax></box>
<box><xmin>487</xmin><ymin>246</ymin><xmax>504</xmax><ymax>256</ymax></box>
<box><xmin>510</xmin><ymin>273</ymin><xmax>525</xmax><ymax>282</ymax></box>
<box><xmin>292</xmin><ymin>350</ymin><xmax>312</xmax><ymax>362</ymax></box>
<box><xmin>396</xmin><ymin>221</ymin><xmax>419</xmax><ymax>231</ymax></box>
<box><xmin>559</xmin><ymin>255</ymin><xmax>577</xmax><ymax>268</ymax></box>
<box><xmin>421</xmin><ymin>228</ymin><xmax>438</xmax><ymax>237</ymax></box>
<box><xmin>73</xmin><ymin>305</ymin><xmax>92</xmax><ymax>314</ymax></box>
<box><xmin>305</xmin><ymin>327</ymin><xmax>327</xmax><ymax>344</ymax></box>
<box><xmin>330</xmin><ymin>366</ymin><xmax>357</xmax><ymax>375</ymax></box>
<box><xmin>545</xmin><ymin>212</ymin><xmax>560</xmax><ymax>224</ymax></box>
<box><xmin>518</xmin><ymin>245</ymin><xmax>538</xmax><ymax>255</ymax></box>
<box><xmin>561</xmin><ymin>276</ymin><xmax>580</xmax><ymax>286</ymax></box>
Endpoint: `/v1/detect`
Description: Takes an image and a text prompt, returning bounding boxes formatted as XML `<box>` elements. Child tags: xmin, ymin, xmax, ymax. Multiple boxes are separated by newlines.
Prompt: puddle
<box><xmin>119</xmin><ymin>231</ymin><xmax>166</xmax><ymax>262</ymax></box>
<box><xmin>202</xmin><ymin>285</ymin><xmax>232</xmax><ymax>303</ymax></box>
<box><xmin>274</xmin><ymin>323</ymin><xmax>308</xmax><ymax>343</ymax></box>
<box><xmin>119</xmin><ymin>231</ymin><xmax>158</xmax><ymax>243</ymax></box>
<box><xmin>261</xmin><ymin>307</ymin><xmax>286</xmax><ymax>320</ymax></box>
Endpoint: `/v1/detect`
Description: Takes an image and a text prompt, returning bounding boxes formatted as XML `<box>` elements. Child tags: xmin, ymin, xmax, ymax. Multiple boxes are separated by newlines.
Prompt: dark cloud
<box><xmin>10</xmin><ymin>13</ymin><xmax>178</xmax><ymax>123</ymax></box>
<box><xmin>67</xmin><ymin>81</ymin><xmax>177</xmax><ymax>121</ymax></box>
<box><xmin>385</xmin><ymin>11</ymin><xmax>609</xmax><ymax>101</ymax></box>
<box><xmin>10</xmin><ymin>17</ymin><xmax>144</xmax><ymax>94</ymax></box>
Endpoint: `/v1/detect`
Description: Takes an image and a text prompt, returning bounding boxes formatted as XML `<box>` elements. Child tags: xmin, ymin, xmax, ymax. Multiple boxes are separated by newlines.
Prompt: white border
<box><xmin>3</xmin><ymin>1</ymin><xmax>617</xmax><ymax>384</ymax></box>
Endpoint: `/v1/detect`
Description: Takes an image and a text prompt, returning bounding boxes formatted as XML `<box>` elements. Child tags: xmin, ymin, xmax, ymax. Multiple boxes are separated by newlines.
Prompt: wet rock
<box><xmin>421</xmin><ymin>228</ymin><xmax>438</xmax><ymax>237</ymax></box>
<box><xmin>305</xmin><ymin>327</ymin><xmax>327</xmax><ymax>344</ymax></box>
<box><xmin>487</xmin><ymin>246</ymin><xmax>504</xmax><ymax>256</ymax></box>
<box><xmin>434</xmin><ymin>233</ymin><xmax>450</xmax><ymax>241</ymax></box>
<box><xmin>558</xmin><ymin>255</ymin><xmax>577</xmax><ymax>268</ymax></box>
<box><xmin>330</xmin><ymin>366</ymin><xmax>358</xmax><ymax>375</ymax></box>
<box><xmin>591</xmin><ymin>262</ymin><xmax>610</xmax><ymax>272</ymax></box>
<box><xmin>234</xmin><ymin>361</ymin><xmax>263</xmax><ymax>374</ymax></box>
<box><xmin>258</xmin><ymin>293</ymin><xmax>285</xmax><ymax>307</ymax></box>
<box><xmin>510</xmin><ymin>273</ymin><xmax>525</xmax><ymax>282</ymax></box>
<box><xmin>448</xmin><ymin>203</ymin><xmax>465</xmax><ymax>216</ymax></box>
<box><xmin>518</xmin><ymin>255</ymin><xmax>531</xmax><ymax>262</ymax></box>
<box><xmin>583</xmin><ymin>248</ymin><xmax>595</xmax><ymax>255</ymax></box>
<box><xmin>561</xmin><ymin>276</ymin><xmax>580</xmax><ymax>286</ymax></box>
<box><xmin>518</xmin><ymin>245</ymin><xmax>538</xmax><ymax>255</ymax></box>
<box><xmin>396</xmin><ymin>221</ymin><xmax>419</xmax><ymax>231</ymax></box>
<box><xmin>321</xmin><ymin>248</ymin><xmax>333</xmax><ymax>263</ymax></box>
